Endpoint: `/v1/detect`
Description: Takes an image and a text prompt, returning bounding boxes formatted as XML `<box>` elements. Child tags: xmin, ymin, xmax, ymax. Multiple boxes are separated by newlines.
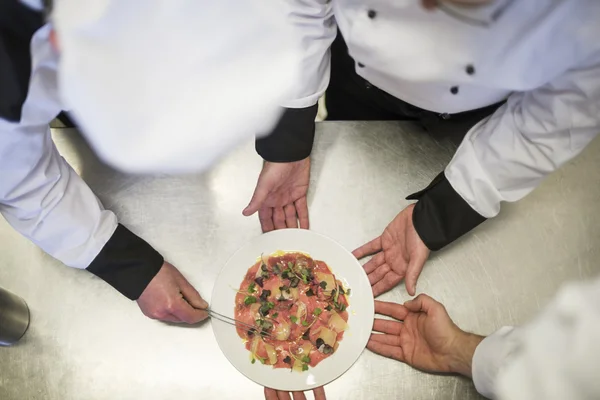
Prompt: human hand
<box><xmin>137</xmin><ymin>262</ymin><xmax>209</xmax><ymax>324</ymax></box>
<box><xmin>368</xmin><ymin>295</ymin><xmax>483</xmax><ymax>377</ymax></box>
<box><xmin>353</xmin><ymin>204</ymin><xmax>430</xmax><ymax>296</ymax></box>
<box><xmin>264</xmin><ymin>386</ymin><xmax>326</xmax><ymax>400</ymax></box>
<box><xmin>243</xmin><ymin>158</ymin><xmax>310</xmax><ymax>232</ymax></box>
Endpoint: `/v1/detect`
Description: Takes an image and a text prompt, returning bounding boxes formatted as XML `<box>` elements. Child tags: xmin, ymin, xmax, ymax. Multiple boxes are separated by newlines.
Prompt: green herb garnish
<box><xmin>290</xmin><ymin>315</ymin><xmax>298</xmax><ymax>324</ymax></box>
<box><xmin>248</xmin><ymin>282</ymin><xmax>256</xmax><ymax>293</ymax></box>
<box><xmin>301</xmin><ymin>355</ymin><xmax>310</xmax><ymax>363</ymax></box>
<box><xmin>302</xmin><ymin>364</ymin><xmax>309</xmax><ymax>371</ymax></box>
<box><xmin>283</xmin><ymin>356</ymin><xmax>292</xmax><ymax>364</ymax></box>
<box><xmin>273</xmin><ymin>264</ymin><xmax>281</xmax><ymax>275</ymax></box>
<box><xmin>287</xmin><ymin>262</ymin><xmax>294</xmax><ymax>269</ymax></box>
<box><xmin>313</xmin><ymin>308</ymin><xmax>322</xmax><ymax>316</ymax></box>
<box><xmin>244</xmin><ymin>296</ymin><xmax>257</xmax><ymax>305</ymax></box>
<box><xmin>305</xmin><ymin>288</ymin><xmax>315</xmax><ymax>297</ymax></box>
<box><xmin>272</xmin><ymin>312</ymin><xmax>279</xmax><ymax>318</ymax></box>
<box><xmin>251</xmin><ymin>358</ymin><xmax>256</xmax><ymax>364</ymax></box>
<box><xmin>325</xmin><ymin>305</ymin><xmax>332</xmax><ymax>311</ymax></box>
<box><xmin>301</xmin><ymin>320</ymin><xmax>309</xmax><ymax>327</ymax></box>
<box><xmin>346</xmin><ymin>288</ymin><xmax>351</xmax><ymax>296</ymax></box>
<box><xmin>319</xmin><ymin>281</ymin><xmax>327</xmax><ymax>289</ymax></box>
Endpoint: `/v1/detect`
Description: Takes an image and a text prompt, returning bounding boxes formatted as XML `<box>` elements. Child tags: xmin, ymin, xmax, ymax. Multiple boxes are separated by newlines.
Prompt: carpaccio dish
<box><xmin>234</xmin><ymin>251</ymin><xmax>350</xmax><ymax>372</ymax></box>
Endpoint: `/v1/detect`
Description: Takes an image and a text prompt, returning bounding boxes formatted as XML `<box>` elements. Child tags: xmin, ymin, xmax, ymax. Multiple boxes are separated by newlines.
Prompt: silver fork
<box><xmin>208</xmin><ymin>309</ymin><xmax>274</xmax><ymax>338</ymax></box>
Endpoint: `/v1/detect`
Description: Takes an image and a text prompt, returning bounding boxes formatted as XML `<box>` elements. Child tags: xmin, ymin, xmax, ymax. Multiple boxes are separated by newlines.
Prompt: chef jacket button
<box><xmin>450</xmin><ymin>86</ymin><xmax>459</xmax><ymax>95</ymax></box>
<box><xmin>358</xmin><ymin>62</ymin><xmax>365</xmax><ymax>68</ymax></box>
<box><xmin>368</xmin><ymin>9</ymin><xmax>377</xmax><ymax>19</ymax></box>
<box><xmin>466</xmin><ymin>64</ymin><xmax>475</xmax><ymax>75</ymax></box>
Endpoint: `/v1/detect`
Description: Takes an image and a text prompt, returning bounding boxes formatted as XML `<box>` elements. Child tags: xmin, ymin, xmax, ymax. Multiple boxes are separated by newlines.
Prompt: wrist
<box><xmin>447</xmin><ymin>331</ymin><xmax>485</xmax><ymax>377</ymax></box>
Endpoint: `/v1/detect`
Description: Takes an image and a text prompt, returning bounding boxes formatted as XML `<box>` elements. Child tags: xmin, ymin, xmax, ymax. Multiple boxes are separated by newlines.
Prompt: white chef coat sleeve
<box><xmin>0</xmin><ymin>24</ymin><xmax>163</xmax><ymax>300</ymax></box>
<box><xmin>471</xmin><ymin>277</ymin><xmax>600</xmax><ymax>400</ymax></box>
<box><xmin>409</xmin><ymin>51</ymin><xmax>600</xmax><ymax>250</ymax></box>
<box><xmin>256</xmin><ymin>0</ymin><xmax>336</xmax><ymax>162</ymax></box>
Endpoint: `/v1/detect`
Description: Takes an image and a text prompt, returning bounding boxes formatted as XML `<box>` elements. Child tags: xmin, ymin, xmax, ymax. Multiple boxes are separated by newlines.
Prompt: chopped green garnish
<box><xmin>313</xmin><ymin>308</ymin><xmax>322</xmax><ymax>316</ymax></box>
<box><xmin>283</xmin><ymin>356</ymin><xmax>292</xmax><ymax>364</ymax></box>
<box><xmin>272</xmin><ymin>312</ymin><xmax>279</xmax><ymax>318</ymax></box>
<box><xmin>322</xmin><ymin>344</ymin><xmax>334</xmax><ymax>355</ymax></box>
<box><xmin>244</xmin><ymin>296</ymin><xmax>257</xmax><ymax>305</ymax></box>
<box><xmin>290</xmin><ymin>277</ymin><xmax>300</xmax><ymax>288</ymax></box>
<box><xmin>346</xmin><ymin>288</ymin><xmax>351</xmax><ymax>296</ymax></box>
<box><xmin>319</xmin><ymin>281</ymin><xmax>327</xmax><ymax>289</ymax></box>
<box><xmin>248</xmin><ymin>282</ymin><xmax>256</xmax><ymax>293</ymax></box>
<box><xmin>325</xmin><ymin>305</ymin><xmax>332</xmax><ymax>311</ymax></box>
<box><xmin>290</xmin><ymin>315</ymin><xmax>298</xmax><ymax>324</ymax></box>
<box><xmin>339</xmin><ymin>287</ymin><xmax>345</xmax><ymax>295</ymax></box>
<box><xmin>335</xmin><ymin>302</ymin><xmax>347</xmax><ymax>312</ymax></box>
<box><xmin>287</xmin><ymin>262</ymin><xmax>294</xmax><ymax>269</ymax></box>
<box><xmin>302</xmin><ymin>364</ymin><xmax>309</xmax><ymax>371</ymax></box>
<box><xmin>273</xmin><ymin>264</ymin><xmax>281</xmax><ymax>275</ymax></box>
<box><xmin>305</xmin><ymin>288</ymin><xmax>315</xmax><ymax>297</ymax></box>
<box><xmin>261</xmin><ymin>264</ymin><xmax>268</xmax><ymax>272</ymax></box>
<box><xmin>301</xmin><ymin>355</ymin><xmax>310</xmax><ymax>363</ymax></box>
<box><xmin>251</xmin><ymin>358</ymin><xmax>256</xmax><ymax>364</ymax></box>
<box><xmin>301</xmin><ymin>320</ymin><xmax>309</xmax><ymax>327</ymax></box>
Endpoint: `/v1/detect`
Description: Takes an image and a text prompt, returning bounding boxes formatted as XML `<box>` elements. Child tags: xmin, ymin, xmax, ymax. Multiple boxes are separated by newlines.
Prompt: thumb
<box><xmin>404</xmin><ymin>294</ymin><xmax>435</xmax><ymax>313</ymax></box>
<box><xmin>243</xmin><ymin>180</ymin><xmax>270</xmax><ymax>216</ymax></box>
<box><xmin>405</xmin><ymin>249</ymin><xmax>429</xmax><ymax>296</ymax></box>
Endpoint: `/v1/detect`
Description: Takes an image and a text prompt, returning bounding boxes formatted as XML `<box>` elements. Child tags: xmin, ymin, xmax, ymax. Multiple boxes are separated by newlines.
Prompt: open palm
<box><xmin>353</xmin><ymin>204</ymin><xmax>430</xmax><ymax>296</ymax></box>
<box><xmin>243</xmin><ymin>158</ymin><xmax>310</xmax><ymax>232</ymax></box>
<box><xmin>368</xmin><ymin>296</ymin><xmax>478</xmax><ymax>375</ymax></box>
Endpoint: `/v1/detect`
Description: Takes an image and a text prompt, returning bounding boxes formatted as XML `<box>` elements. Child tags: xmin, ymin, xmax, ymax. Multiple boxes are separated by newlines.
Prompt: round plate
<box><xmin>211</xmin><ymin>229</ymin><xmax>374</xmax><ymax>391</ymax></box>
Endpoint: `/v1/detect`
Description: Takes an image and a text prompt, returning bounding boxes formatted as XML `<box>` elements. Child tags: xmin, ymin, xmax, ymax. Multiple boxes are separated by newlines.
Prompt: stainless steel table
<box><xmin>1</xmin><ymin>122</ymin><xmax>599</xmax><ymax>400</ymax></box>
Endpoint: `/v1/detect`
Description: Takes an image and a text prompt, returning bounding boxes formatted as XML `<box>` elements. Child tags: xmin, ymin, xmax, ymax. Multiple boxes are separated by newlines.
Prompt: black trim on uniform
<box><xmin>86</xmin><ymin>224</ymin><xmax>164</xmax><ymax>300</ymax></box>
<box><xmin>255</xmin><ymin>105</ymin><xmax>318</xmax><ymax>162</ymax></box>
<box><xmin>0</xmin><ymin>1</ymin><xmax>44</xmax><ymax>122</ymax></box>
<box><xmin>407</xmin><ymin>172</ymin><xmax>486</xmax><ymax>251</ymax></box>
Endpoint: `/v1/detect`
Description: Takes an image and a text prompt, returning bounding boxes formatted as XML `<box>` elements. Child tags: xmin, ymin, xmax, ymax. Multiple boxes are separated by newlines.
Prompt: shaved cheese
<box><xmin>317</xmin><ymin>327</ymin><xmax>337</xmax><ymax>347</ymax></box>
<box><xmin>315</xmin><ymin>272</ymin><xmax>335</xmax><ymax>291</ymax></box>
<box><xmin>274</xmin><ymin>321</ymin><xmax>291</xmax><ymax>341</ymax></box>
<box><xmin>265</xmin><ymin>343</ymin><xmax>277</xmax><ymax>365</ymax></box>
<box><xmin>296</xmin><ymin>302</ymin><xmax>307</xmax><ymax>320</ymax></box>
<box><xmin>328</xmin><ymin>311</ymin><xmax>348</xmax><ymax>333</ymax></box>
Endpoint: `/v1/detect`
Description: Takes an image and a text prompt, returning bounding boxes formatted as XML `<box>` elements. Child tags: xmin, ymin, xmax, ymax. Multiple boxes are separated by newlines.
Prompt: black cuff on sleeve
<box><xmin>86</xmin><ymin>224</ymin><xmax>164</xmax><ymax>300</ymax></box>
<box><xmin>407</xmin><ymin>172</ymin><xmax>486</xmax><ymax>251</ymax></box>
<box><xmin>255</xmin><ymin>105</ymin><xmax>318</xmax><ymax>162</ymax></box>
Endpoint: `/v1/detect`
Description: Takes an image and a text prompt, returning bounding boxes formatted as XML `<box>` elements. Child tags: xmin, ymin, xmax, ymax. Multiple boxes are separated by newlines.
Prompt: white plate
<box><xmin>211</xmin><ymin>229</ymin><xmax>375</xmax><ymax>391</ymax></box>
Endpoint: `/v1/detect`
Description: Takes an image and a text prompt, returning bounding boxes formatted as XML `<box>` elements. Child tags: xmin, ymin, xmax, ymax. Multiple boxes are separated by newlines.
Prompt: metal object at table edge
<box><xmin>0</xmin><ymin>286</ymin><xmax>31</xmax><ymax>346</ymax></box>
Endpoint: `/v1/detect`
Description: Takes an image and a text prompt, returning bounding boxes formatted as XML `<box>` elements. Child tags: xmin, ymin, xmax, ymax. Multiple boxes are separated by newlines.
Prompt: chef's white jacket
<box><xmin>473</xmin><ymin>275</ymin><xmax>600</xmax><ymax>399</ymax></box>
<box><xmin>258</xmin><ymin>0</ymin><xmax>600</xmax><ymax>250</ymax></box>
<box><xmin>0</xmin><ymin>0</ymin><xmax>299</xmax><ymax>298</ymax></box>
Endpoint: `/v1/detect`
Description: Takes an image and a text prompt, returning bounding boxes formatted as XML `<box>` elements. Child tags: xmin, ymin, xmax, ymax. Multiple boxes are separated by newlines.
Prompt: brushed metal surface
<box><xmin>0</xmin><ymin>122</ymin><xmax>598</xmax><ymax>399</ymax></box>
<box><xmin>0</xmin><ymin>287</ymin><xmax>30</xmax><ymax>346</ymax></box>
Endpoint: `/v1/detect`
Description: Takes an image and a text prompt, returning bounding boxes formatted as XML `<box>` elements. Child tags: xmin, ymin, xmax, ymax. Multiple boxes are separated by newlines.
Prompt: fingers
<box><xmin>405</xmin><ymin>248</ymin><xmax>429</xmax><ymax>296</ymax></box>
<box><xmin>368</xmin><ymin>263</ymin><xmax>391</xmax><ymax>286</ymax></box>
<box><xmin>367</xmin><ymin>338</ymin><xmax>405</xmax><ymax>362</ymax></box>
<box><xmin>369</xmin><ymin>333</ymin><xmax>402</xmax><ymax>347</ymax></box>
<box><xmin>374</xmin><ymin>300</ymin><xmax>409</xmax><ymax>321</ymax></box>
<box><xmin>295</xmin><ymin>197</ymin><xmax>310</xmax><ymax>229</ymax></box>
<box><xmin>291</xmin><ymin>392</ymin><xmax>307</xmax><ymax>400</ymax></box>
<box><xmin>352</xmin><ymin>236</ymin><xmax>382</xmax><ymax>259</ymax></box>
<box><xmin>373</xmin><ymin>319</ymin><xmax>403</xmax><ymax>335</ymax></box>
<box><xmin>273</xmin><ymin>207</ymin><xmax>287</xmax><ymax>230</ymax></box>
<box><xmin>284</xmin><ymin>204</ymin><xmax>298</xmax><ymax>228</ymax></box>
<box><xmin>372</xmin><ymin>271</ymin><xmax>403</xmax><ymax>297</ymax></box>
<box><xmin>170</xmin><ymin>297</ymin><xmax>209</xmax><ymax>324</ymax></box>
<box><xmin>277</xmin><ymin>391</ymin><xmax>292</xmax><ymax>400</ymax></box>
<box><xmin>313</xmin><ymin>387</ymin><xmax>326</xmax><ymax>400</ymax></box>
<box><xmin>177</xmin><ymin>275</ymin><xmax>209</xmax><ymax>310</ymax></box>
<box><xmin>403</xmin><ymin>294</ymin><xmax>437</xmax><ymax>313</ymax></box>
<box><xmin>259</xmin><ymin>207</ymin><xmax>275</xmax><ymax>233</ymax></box>
<box><xmin>264</xmin><ymin>388</ymin><xmax>279</xmax><ymax>400</ymax></box>
<box><xmin>363</xmin><ymin>252</ymin><xmax>385</xmax><ymax>274</ymax></box>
